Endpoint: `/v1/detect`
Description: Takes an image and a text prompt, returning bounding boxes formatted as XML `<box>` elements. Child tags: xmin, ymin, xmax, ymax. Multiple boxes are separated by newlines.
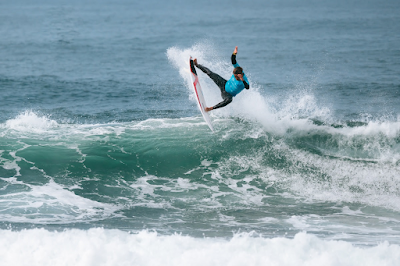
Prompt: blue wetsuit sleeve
<box><xmin>231</xmin><ymin>53</ymin><xmax>239</xmax><ymax>67</ymax></box>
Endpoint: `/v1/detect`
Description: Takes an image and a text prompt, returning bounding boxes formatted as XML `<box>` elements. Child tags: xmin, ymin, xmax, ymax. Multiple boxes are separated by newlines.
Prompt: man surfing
<box><xmin>193</xmin><ymin>46</ymin><xmax>250</xmax><ymax>112</ymax></box>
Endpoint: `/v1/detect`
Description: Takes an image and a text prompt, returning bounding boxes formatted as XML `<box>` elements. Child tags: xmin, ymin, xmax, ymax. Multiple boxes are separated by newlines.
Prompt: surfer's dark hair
<box><xmin>233</xmin><ymin>67</ymin><xmax>243</xmax><ymax>75</ymax></box>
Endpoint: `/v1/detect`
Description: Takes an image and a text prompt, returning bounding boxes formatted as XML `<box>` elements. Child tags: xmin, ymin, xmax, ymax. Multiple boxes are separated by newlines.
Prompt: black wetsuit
<box><xmin>195</xmin><ymin>54</ymin><xmax>249</xmax><ymax>110</ymax></box>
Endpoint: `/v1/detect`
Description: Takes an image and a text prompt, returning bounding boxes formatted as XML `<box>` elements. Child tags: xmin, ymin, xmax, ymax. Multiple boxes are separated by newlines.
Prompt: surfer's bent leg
<box><xmin>196</xmin><ymin>64</ymin><xmax>227</xmax><ymax>92</ymax></box>
<box><xmin>212</xmin><ymin>92</ymin><xmax>233</xmax><ymax>110</ymax></box>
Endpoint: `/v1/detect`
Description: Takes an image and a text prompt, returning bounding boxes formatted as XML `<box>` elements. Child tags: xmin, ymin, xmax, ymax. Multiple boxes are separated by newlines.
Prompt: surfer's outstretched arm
<box><xmin>231</xmin><ymin>46</ymin><xmax>250</xmax><ymax>90</ymax></box>
<box><xmin>231</xmin><ymin>46</ymin><xmax>238</xmax><ymax>65</ymax></box>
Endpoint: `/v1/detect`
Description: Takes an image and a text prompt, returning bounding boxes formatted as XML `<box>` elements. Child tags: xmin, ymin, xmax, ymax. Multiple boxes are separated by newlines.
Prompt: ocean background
<box><xmin>1</xmin><ymin>0</ymin><xmax>400</xmax><ymax>265</ymax></box>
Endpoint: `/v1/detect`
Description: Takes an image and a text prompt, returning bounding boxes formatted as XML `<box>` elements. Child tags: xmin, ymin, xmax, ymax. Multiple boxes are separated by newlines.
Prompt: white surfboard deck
<box><xmin>189</xmin><ymin>57</ymin><xmax>214</xmax><ymax>132</ymax></box>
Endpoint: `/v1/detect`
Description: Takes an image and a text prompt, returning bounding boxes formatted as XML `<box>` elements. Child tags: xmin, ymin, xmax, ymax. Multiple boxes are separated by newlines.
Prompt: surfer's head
<box><xmin>233</xmin><ymin>67</ymin><xmax>243</xmax><ymax>80</ymax></box>
<box><xmin>233</xmin><ymin>67</ymin><xmax>243</xmax><ymax>75</ymax></box>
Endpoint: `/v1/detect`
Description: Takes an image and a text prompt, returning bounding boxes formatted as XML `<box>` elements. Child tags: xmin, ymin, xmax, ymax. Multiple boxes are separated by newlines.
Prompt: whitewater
<box><xmin>1</xmin><ymin>229</ymin><xmax>400</xmax><ymax>266</ymax></box>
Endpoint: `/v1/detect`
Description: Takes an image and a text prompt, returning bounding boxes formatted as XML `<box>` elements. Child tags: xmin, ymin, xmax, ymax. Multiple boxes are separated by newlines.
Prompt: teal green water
<box><xmin>1</xmin><ymin>114</ymin><xmax>400</xmax><ymax>244</ymax></box>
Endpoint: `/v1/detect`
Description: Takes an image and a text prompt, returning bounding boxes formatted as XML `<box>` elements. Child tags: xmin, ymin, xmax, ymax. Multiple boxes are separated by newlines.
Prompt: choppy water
<box><xmin>1</xmin><ymin>0</ymin><xmax>400</xmax><ymax>265</ymax></box>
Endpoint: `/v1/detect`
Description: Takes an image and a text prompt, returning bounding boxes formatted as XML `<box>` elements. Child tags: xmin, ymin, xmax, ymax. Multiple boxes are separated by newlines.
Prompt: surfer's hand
<box><xmin>233</xmin><ymin>46</ymin><xmax>238</xmax><ymax>55</ymax></box>
<box><xmin>205</xmin><ymin>107</ymin><xmax>213</xmax><ymax>112</ymax></box>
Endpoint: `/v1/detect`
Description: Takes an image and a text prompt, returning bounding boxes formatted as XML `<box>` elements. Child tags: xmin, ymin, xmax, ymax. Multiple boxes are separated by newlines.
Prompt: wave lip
<box><xmin>3</xmin><ymin>111</ymin><xmax>59</xmax><ymax>133</ymax></box>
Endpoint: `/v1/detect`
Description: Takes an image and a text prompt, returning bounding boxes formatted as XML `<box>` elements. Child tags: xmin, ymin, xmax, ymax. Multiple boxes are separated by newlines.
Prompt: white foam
<box><xmin>0</xmin><ymin>179</ymin><xmax>119</xmax><ymax>224</ymax></box>
<box><xmin>207</xmin><ymin>136</ymin><xmax>400</xmax><ymax>213</ymax></box>
<box><xmin>128</xmin><ymin>174</ymin><xmax>226</xmax><ymax>209</ymax></box>
<box><xmin>286</xmin><ymin>216</ymin><xmax>311</xmax><ymax>230</ymax></box>
<box><xmin>0</xmin><ymin>110</ymin><xmax>133</xmax><ymax>141</ymax></box>
<box><xmin>0</xmin><ymin>229</ymin><xmax>399</xmax><ymax>266</ymax></box>
<box><xmin>3</xmin><ymin>111</ymin><xmax>59</xmax><ymax>133</ymax></box>
<box><xmin>131</xmin><ymin>117</ymin><xmax>207</xmax><ymax>130</ymax></box>
<box><xmin>271</xmin><ymin>143</ymin><xmax>400</xmax><ymax>211</ymax></box>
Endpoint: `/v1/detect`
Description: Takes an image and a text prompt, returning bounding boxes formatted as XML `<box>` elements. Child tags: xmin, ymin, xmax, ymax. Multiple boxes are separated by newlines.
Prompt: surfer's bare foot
<box><xmin>205</xmin><ymin>107</ymin><xmax>213</xmax><ymax>112</ymax></box>
<box><xmin>193</xmin><ymin>58</ymin><xmax>198</xmax><ymax>66</ymax></box>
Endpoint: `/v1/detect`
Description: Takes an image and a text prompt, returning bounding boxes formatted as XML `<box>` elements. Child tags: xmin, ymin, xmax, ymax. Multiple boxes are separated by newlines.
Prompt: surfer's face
<box><xmin>234</xmin><ymin>73</ymin><xmax>242</xmax><ymax>80</ymax></box>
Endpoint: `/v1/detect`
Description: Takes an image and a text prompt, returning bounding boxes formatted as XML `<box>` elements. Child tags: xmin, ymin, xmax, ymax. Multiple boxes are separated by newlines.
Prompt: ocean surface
<box><xmin>1</xmin><ymin>0</ymin><xmax>400</xmax><ymax>265</ymax></box>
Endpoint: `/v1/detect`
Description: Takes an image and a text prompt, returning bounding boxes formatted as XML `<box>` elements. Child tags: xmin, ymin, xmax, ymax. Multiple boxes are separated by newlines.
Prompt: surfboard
<box><xmin>189</xmin><ymin>57</ymin><xmax>214</xmax><ymax>132</ymax></box>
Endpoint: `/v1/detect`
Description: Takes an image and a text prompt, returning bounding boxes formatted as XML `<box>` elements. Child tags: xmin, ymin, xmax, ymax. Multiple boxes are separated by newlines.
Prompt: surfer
<box><xmin>193</xmin><ymin>46</ymin><xmax>250</xmax><ymax>112</ymax></box>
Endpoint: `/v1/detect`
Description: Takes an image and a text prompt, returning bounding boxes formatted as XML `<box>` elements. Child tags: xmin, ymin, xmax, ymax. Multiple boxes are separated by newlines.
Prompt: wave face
<box><xmin>1</xmin><ymin>110</ymin><xmax>400</xmax><ymax>245</ymax></box>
